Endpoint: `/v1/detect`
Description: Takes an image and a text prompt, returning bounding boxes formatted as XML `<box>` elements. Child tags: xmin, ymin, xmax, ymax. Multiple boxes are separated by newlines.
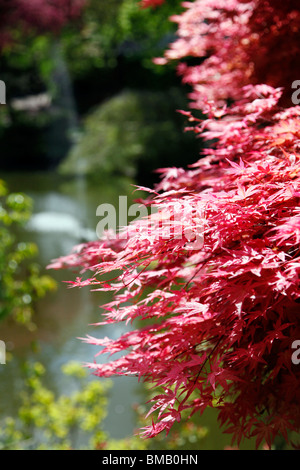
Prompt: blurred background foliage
<box><xmin>0</xmin><ymin>0</ymin><xmax>202</xmax><ymax>177</ymax></box>
<box><xmin>0</xmin><ymin>360</ymin><xmax>209</xmax><ymax>450</ymax></box>
<box><xmin>0</xmin><ymin>179</ymin><xmax>56</xmax><ymax>329</ymax></box>
<box><xmin>60</xmin><ymin>88</ymin><xmax>198</xmax><ymax>183</ymax></box>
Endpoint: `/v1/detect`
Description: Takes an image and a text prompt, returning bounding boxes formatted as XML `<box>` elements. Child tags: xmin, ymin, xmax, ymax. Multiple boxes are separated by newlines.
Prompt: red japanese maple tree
<box><xmin>50</xmin><ymin>0</ymin><xmax>300</xmax><ymax>448</ymax></box>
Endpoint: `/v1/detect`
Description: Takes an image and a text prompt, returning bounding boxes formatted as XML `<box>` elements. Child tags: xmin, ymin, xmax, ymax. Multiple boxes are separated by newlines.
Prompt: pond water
<box><xmin>0</xmin><ymin>171</ymin><xmax>257</xmax><ymax>450</ymax></box>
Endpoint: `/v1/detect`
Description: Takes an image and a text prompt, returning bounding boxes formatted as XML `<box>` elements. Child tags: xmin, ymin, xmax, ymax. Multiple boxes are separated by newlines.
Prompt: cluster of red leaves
<box><xmin>0</xmin><ymin>0</ymin><xmax>85</xmax><ymax>48</ymax></box>
<box><xmin>156</xmin><ymin>0</ymin><xmax>300</xmax><ymax>108</ymax></box>
<box><xmin>140</xmin><ymin>0</ymin><xmax>166</xmax><ymax>8</ymax></box>
<box><xmin>50</xmin><ymin>0</ymin><xmax>300</xmax><ymax>448</ymax></box>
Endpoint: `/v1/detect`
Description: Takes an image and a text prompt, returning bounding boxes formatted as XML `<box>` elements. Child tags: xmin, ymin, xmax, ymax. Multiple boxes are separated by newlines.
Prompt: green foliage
<box><xmin>60</xmin><ymin>0</ymin><xmax>124</xmax><ymax>76</ymax></box>
<box><xmin>60</xmin><ymin>89</ymin><xmax>200</xmax><ymax>181</ymax></box>
<box><xmin>58</xmin><ymin>0</ymin><xmax>182</xmax><ymax>78</ymax></box>
<box><xmin>0</xmin><ymin>0</ymin><xmax>181</xmax><ymax>93</ymax></box>
<box><xmin>0</xmin><ymin>180</ymin><xmax>56</xmax><ymax>328</ymax></box>
<box><xmin>0</xmin><ymin>0</ymin><xmax>185</xmax><ymax>170</ymax></box>
<box><xmin>117</xmin><ymin>0</ymin><xmax>181</xmax><ymax>66</ymax></box>
<box><xmin>0</xmin><ymin>361</ymin><xmax>111</xmax><ymax>450</ymax></box>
